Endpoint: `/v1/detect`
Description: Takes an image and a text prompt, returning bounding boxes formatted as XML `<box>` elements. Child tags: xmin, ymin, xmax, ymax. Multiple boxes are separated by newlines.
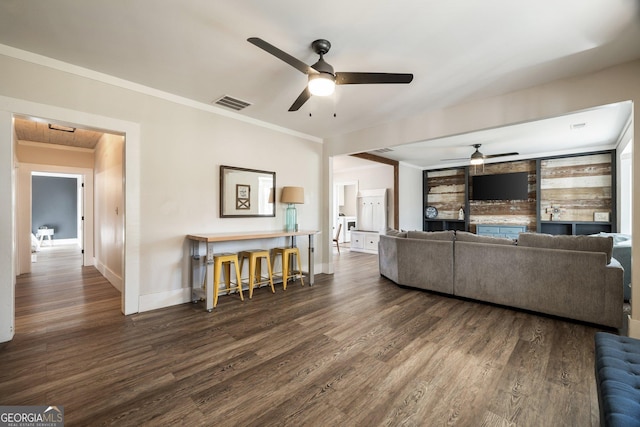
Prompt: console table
<box><xmin>186</xmin><ymin>230</ymin><xmax>318</xmax><ymax>311</ymax></box>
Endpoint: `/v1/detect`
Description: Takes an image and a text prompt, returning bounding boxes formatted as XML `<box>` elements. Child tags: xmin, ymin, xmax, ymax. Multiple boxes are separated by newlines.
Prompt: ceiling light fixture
<box><xmin>470</xmin><ymin>144</ymin><xmax>484</xmax><ymax>165</ymax></box>
<box><xmin>48</xmin><ymin>123</ymin><xmax>76</xmax><ymax>133</ymax></box>
<box><xmin>308</xmin><ymin>73</ymin><xmax>336</xmax><ymax>96</ymax></box>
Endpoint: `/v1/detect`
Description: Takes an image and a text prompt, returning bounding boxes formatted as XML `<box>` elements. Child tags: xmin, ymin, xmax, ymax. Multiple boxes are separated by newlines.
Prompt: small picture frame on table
<box><xmin>236</xmin><ymin>184</ymin><xmax>250</xmax><ymax>210</ymax></box>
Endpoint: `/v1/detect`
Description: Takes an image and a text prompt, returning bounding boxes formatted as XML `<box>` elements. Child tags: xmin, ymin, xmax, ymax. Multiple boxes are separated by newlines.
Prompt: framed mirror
<box><xmin>220</xmin><ymin>165</ymin><xmax>276</xmax><ymax>217</ymax></box>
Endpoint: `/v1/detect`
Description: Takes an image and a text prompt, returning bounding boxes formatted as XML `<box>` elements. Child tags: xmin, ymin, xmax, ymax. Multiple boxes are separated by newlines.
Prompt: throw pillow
<box><xmin>518</xmin><ymin>232</ymin><xmax>613</xmax><ymax>264</ymax></box>
<box><xmin>385</xmin><ymin>228</ymin><xmax>407</xmax><ymax>238</ymax></box>
<box><xmin>455</xmin><ymin>231</ymin><xmax>516</xmax><ymax>246</ymax></box>
<box><xmin>406</xmin><ymin>230</ymin><xmax>455</xmax><ymax>241</ymax></box>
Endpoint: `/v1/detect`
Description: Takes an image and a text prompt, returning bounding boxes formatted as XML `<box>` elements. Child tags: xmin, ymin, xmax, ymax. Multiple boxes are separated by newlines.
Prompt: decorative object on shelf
<box><xmin>281</xmin><ymin>186</ymin><xmax>304</xmax><ymax>231</ymax></box>
<box><xmin>458</xmin><ymin>206</ymin><xmax>465</xmax><ymax>221</ymax></box>
<box><xmin>594</xmin><ymin>212</ymin><xmax>610</xmax><ymax>222</ymax></box>
<box><xmin>425</xmin><ymin>206</ymin><xmax>438</xmax><ymax>219</ymax></box>
<box><xmin>546</xmin><ymin>206</ymin><xmax>563</xmax><ymax>221</ymax></box>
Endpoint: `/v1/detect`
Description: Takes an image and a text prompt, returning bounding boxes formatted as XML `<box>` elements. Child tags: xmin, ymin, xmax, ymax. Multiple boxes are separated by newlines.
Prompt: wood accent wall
<box><xmin>539</xmin><ymin>153</ymin><xmax>612</xmax><ymax>222</ymax></box>
<box><xmin>426</xmin><ymin>168</ymin><xmax>466</xmax><ymax>219</ymax></box>
<box><xmin>469</xmin><ymin>160</ymin><xmax>537</xmax><ymax>232</ymax></box>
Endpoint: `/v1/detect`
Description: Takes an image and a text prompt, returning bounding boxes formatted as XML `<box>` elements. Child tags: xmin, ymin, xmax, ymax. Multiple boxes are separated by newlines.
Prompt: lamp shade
<box><xmin>281</xmin><ymin>186</ymin><xmax>304</xmax><ymax>204</ymax></box>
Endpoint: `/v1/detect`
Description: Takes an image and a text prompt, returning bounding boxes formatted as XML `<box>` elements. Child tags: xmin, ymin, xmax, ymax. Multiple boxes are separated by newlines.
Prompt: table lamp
<box><xmin>281</xmin><ymin>186</ymin><xmax>304</xmax><ymax>231</ymax></box>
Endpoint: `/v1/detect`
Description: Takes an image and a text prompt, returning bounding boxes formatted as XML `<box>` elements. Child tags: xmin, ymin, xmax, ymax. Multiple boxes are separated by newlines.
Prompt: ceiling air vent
<box><xmin>213</xmin><ymin>95</ymin><xmax>252</xmax><ymax>111</ymax></box>
<box><xmin>371</xmin><ymin>148</ymin><xmax>394</xmax><ymax>154</ymax></box>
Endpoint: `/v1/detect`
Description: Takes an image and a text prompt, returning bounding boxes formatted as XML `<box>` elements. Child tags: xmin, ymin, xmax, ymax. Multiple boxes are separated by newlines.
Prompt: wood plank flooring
<box><xmin>1</xmin><ymin>245</ymin><xmax>610</xmax><ymax>426</ymax></box>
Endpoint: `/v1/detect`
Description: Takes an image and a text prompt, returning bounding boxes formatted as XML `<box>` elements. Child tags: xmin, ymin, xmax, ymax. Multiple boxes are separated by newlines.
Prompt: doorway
<box><xmin>333</xmin><ymin>180</ymin><xmax>358</xmax><ymax>251</ymax></box>
<box><xmin>0</xmin><ymin>101</ymin><xmax>141</xmax><ymax>343</ymax></box>
<box><xmin>13</xmin><ymin>112</ymin><xmax>130</xmax><ymax>312</ymax></box>
<box><xmin>30</xmin><ymin>171</ymin><xmax>84</xmax><ymax>264</ymax></box>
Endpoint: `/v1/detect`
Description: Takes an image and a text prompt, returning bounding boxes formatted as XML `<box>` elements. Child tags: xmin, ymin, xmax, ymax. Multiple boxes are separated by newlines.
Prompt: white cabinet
<box><xmin>356</xmin><ymin>189</ymin><xmax>387</xmax><ymax>233</ymax></box>
<box><xmin>364</xmin><ymin>233</ymin><xmax>380</xmax><ymax>251</ymax></box>
<box><xmin>350</xmin><ymin>232</ymin><xmax>364</xmax><ymax>250</ymax></box>
<box><xmin>350</xmin><ymin>231</ymin><xmax>379</xmax><ymax>254</ymax></box>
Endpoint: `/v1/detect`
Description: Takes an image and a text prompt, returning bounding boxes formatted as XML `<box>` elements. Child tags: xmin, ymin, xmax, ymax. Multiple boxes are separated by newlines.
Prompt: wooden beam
<box><xmin>351</xmin><ymin>153</ymin><xmax>399</xmax><ymax>229</ymax></box>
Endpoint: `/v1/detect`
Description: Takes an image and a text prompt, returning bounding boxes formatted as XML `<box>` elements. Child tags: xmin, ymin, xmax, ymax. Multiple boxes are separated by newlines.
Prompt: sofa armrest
<box><xmin>379</xmin><ymin>234</ymin><xmax>399</xmax><ymax>283</ymax></box>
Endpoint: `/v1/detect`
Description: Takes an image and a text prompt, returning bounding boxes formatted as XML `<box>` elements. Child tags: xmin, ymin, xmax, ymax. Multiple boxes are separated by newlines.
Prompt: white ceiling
<box><xmin>366</xmin><ymin>101</ymin><xmax>633</xmax><ymax>169</ymax></box>
<box><xmin>0</xmin><ymin>1</ymin><xmax>638</xmax><ymax>166</ymax></box>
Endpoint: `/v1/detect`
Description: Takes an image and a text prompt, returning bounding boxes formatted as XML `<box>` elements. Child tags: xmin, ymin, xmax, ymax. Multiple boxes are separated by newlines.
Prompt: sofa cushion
<box><xmin>455</xmin><ymin>231</ymin><xmax>516</xmax><ymax>246</ymax></box>
<box><xmin>406</xmin><ymin>230</ymin><xmax>455</xmax><ymax>241</ymax></box>
<box><xmin>517</xmin><ymin>232</ymin><xmax>613</xmax><ymax>264</ymax></box>
<box><xmin>385</xmin><ymin>228</ymin><xmax>407</xmax><ymax>238</ymax></box>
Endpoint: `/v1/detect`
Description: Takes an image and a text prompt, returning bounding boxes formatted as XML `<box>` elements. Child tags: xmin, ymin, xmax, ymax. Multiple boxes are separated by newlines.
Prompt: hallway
<box><xmin>15</xmin><ymin>245</ymin><xmax>121</xmax><ymax>334</ymax></box>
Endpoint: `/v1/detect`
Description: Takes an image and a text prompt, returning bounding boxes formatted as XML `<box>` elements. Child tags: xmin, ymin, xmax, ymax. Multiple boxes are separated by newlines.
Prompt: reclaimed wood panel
<box><xmin>540</xmin><ymin>153</ymin><xmax>612</xmax><ymax>222</ymax></box>
<box><xmin>426</xmin><ymin>168</ymin><xmax>465</xmax><ymax>219</ymax></box>
<box><xmin>469</xmin><ymin>160</ymin><xmax>537</xmax><ymax>231</ymax></box>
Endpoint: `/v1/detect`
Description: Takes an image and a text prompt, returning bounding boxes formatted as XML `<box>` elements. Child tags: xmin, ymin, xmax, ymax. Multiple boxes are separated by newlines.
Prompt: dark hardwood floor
<box><xmin>1</xmin><ymin>245</ymin><xmax>609</xmax><ymax>426</ymax></box>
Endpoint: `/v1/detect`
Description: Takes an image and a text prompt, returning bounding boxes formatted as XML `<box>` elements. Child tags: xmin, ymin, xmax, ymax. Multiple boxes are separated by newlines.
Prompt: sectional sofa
<box><xmin>378</xmin><ymin>229</ymin><xmax>624</xmax><ymax>328</ymax></box>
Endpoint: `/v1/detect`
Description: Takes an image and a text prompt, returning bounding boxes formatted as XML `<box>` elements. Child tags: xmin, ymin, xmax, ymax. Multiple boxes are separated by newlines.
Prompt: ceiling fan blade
<box><xmin>288</xmin><ymin>87</ymin><xmax>311</xmax><ymax>111</ymax></box>
<box><xmin>440</xmin><ymin>157</ymin><xmax>470</xmax><ymax>162</ymax></box>
<box><xmin>485</xmin><ymin>152</ymin><xmax>519</xmax><ymax>159</ymax></box>
<box><xmin>335</xmin><ymin>72</ymin><xmax>413</xmax><ymax>85</ymax></box>
<box><xmin>247</xmin><ymin>37</ymin><xmax>317</xmax><ymax>75</ymax></box>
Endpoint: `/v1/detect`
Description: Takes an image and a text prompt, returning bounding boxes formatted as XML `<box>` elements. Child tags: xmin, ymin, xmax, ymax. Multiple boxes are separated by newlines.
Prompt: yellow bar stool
<box><xmin>238</xmin><ymin>249</ymin><xmax>275</xmax><ymax>298</ymax></box>
<box><xmin>272</xmin><ymin>247</ymin><xmax>304</xmax><ymax>290</ymax></box>
<box><xmin>211</xmin><ymin>252</ymin><xmax>244</xmax><ymax>308</ymax></box>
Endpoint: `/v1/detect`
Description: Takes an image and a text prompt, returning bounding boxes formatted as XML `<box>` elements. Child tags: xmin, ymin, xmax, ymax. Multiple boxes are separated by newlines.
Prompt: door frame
<box><xmin>1</xmin><ymin>96</ymin><xmax>141</xmax><ymax>320</ymax></box>
<box><xmin>21</xmin><ymin>167</ymin><xmax>93</xmax><ymax>270</ymax></box>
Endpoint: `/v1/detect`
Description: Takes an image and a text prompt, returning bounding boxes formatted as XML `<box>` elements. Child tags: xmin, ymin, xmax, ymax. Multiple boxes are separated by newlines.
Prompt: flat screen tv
<box><xmin>472</xmin><ymin>172</ymin><xmax>529</xmax><ymax>201</ymax></box>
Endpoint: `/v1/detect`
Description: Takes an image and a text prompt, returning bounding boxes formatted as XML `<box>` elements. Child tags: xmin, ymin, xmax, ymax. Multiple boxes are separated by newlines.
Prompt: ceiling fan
<box><xmin>442</xmin><ymin>144</ymin><xmax>519</xmax><ymax>165</ymax></box>
<box><xmin>247</xmin><ymin>37</ymin><xmax>413</xmax><ymax>111</ymax></box>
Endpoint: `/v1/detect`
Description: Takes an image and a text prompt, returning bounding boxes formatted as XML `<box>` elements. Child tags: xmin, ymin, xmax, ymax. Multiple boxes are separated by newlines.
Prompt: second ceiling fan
<box><xmin>443</xmin><ymin>144</ymin><xmax>519</xmax><ymax>165</ymax></box>
<box><xmin>247</xmin><ymin>37</ymin><xmax>414</xmax><ymax>111</ymax></box>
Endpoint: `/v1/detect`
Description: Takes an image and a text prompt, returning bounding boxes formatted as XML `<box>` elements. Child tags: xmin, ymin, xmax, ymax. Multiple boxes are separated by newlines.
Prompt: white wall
<box><xmin>398</xmin><ymin>163</ymin><xmax>423</xmax><ymax>231</ymax></box>
<box><xmin>618</xmin><ymin>117</ymin><xmax>633</xmax><ymax>235</ymax></box>
<box><xmin>0</xmin><ymin>110</ymin><xmax>15</xmax><ymax>342</ymax></box>
<box><xmin>94</xmin><ymin>133</ymin><xmax>124</xmax><ymax>291</ymax></box>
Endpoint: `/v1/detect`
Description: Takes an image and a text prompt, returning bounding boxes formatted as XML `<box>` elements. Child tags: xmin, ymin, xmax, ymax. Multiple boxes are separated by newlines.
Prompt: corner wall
<box><xmin>94</xmin><ymin>133</ymin><xmax>124</xmax><ymax>291</ymax></box>
<box><xmin>0</xmin><ymin>110</ymin><xmax>15</xmax><ymax>342</ymax></box>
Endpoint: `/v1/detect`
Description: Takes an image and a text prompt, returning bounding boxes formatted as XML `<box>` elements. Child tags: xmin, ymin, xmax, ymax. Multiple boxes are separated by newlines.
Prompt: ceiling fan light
<box><xmin>470</xmin><ymin>147</ymin><xmax>484</xmax><ymax>165</ymax></box>
<box><xmin>308</xmin><ymin>73</ymin><xmax>335</xmax><ymax>96</ymax></box>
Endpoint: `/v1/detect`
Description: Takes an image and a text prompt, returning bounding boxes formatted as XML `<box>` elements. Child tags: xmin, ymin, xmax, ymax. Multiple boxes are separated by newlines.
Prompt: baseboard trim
<box><xmin>95</xmin><ymin>261</ymin><xmax>123</xmax><ymax>292</ymax></box>
<box><xmin>139</xmin><ymin>287</ymin><xmax>192</xmax><ymax>312</ymax></box>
